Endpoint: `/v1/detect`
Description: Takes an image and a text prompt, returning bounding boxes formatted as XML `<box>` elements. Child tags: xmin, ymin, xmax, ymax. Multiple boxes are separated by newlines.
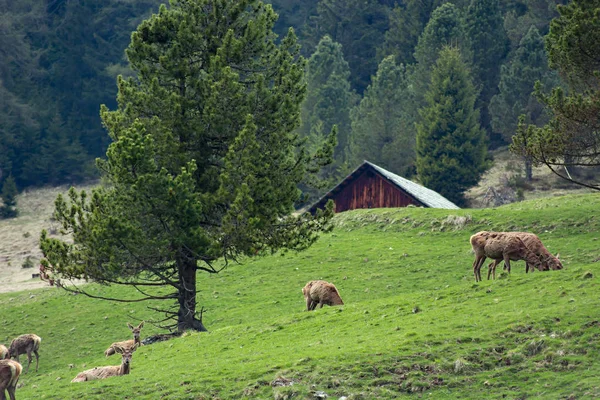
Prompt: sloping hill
<box><xmin>1</xmin><ymin>193</ymin><xmax>600</xmax><ymax>399</ymax></box>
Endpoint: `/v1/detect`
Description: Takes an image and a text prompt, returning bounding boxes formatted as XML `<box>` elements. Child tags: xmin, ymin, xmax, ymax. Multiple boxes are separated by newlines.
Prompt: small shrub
<box><xmin>23</xmin><ymin>231</ymin><xmax>31</xmax><ymax>238</ymax></box>
<box><xmin>21</xmin><ymin>256</ymin><xmax>35</xmax><ymax>269</ymax></box>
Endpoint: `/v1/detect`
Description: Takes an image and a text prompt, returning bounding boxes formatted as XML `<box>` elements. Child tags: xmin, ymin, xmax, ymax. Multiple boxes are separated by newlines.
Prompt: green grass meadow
<box><xmin>3</xmin><ymin>193</ymin><xmax>600</xmax><ymax>399</ymax></box>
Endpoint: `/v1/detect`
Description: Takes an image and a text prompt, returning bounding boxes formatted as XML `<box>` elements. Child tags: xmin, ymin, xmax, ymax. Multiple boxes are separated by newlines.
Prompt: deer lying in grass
<box><xmin>72</xmin><ymin>344</ymin><xmax>137</xmax><ymax>382</ymax></box>
<box><xmin>471</xmin><ymin>231</ymin><xmax>543</xmax><ymax>282</ymax></box>
<box><xmin>8</xmin><ymin>334</ymin><xmax>41</xmax><ymax>373</ymax></box>
<box><xmin>104</xmin><ymin>322</ymin><xmax>144</xmax><ymax>357</ymax></box>
<box><xmin>493</xmin><ymin>232</ymin><xmax>563</xmax><ymax>273</ymax></box>
<box><xmin>0</xmin><ymin>346</ymin><xmax>8</xmax><ymax>360</ymax></box>
<box><xmin>0</xmin><ymin>359</ymin><xmax>22</xmax><ymax>400</ymax></box>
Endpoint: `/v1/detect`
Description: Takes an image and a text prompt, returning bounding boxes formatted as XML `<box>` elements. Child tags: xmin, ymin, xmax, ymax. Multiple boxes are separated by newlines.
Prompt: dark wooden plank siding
<box><xmin>332</xmin><ymin>170</ymin><xmax>420</xmax><ymax>212</ymax></box>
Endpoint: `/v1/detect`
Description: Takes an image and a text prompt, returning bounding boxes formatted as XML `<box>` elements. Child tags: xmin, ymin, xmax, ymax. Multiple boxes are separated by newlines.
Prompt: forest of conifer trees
<box><xmin>0</xmin><ymin>0</ymin><xmax>588</xmax><ymax>210</ymax></box>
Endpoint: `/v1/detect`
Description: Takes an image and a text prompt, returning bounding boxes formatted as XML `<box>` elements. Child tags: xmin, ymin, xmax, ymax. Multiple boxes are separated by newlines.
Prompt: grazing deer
<box><xmin>496</xmin><ymin>232</ymin><xmax>563</xmax><ymax>273</ymax></box>
<box><xmin>72</xmin><ymin>344</ymin><xmax>137</xmax><ymax>382</ymax></box>
<box><xmin>302</xmin><ymin>280</ymin><xmax>344</xmax><ymax>311</ymax></box>
<box><xmin>104</xmin><ymin>322</ymin><xmax>144</xmax><ymax>357</ymax></box>
<box><xmin>0</xmin><ymin>359</ymin><xmax>22</xmax><ymax>400</ymax></box>
<box><xmin>470</xmin><ymin>231</ymin><xmax>543</xmax><ymax>282</ymax></box>
<box><xmin>8</xmin><ymin>334</ymin><xmax>41</xmax><ymax>373</ymax></box>
<box><xmin>0</xmin><ymin>346</ymin><xmax>8</xmax><ymax>360</ymax></box>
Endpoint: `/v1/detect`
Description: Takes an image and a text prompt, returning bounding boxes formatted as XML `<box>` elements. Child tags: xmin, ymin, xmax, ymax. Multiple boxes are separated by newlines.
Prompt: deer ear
<box><xmin>556</xmin><ymin>253</ymin><xmax>560</xmax><ymax>260</ymax></box>
<box><xmin>138</xmin><ymin>321</ymin><xmax>144</xmax><ymax>329</ymax></box>
<box><xmin>127</xmin><ymin>323</ymin><xmax>134</xmax><ymax>330</ymax></box>
<box><xmin>114</xmin><ymin>346</ymin><xmax>124</xmax><ymax>354</ymax></box>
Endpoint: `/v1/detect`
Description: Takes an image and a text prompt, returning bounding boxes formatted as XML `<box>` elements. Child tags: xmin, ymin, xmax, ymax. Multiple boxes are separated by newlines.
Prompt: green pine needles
<box><xmin>40</xmin><ymin>0</ymin><xmax>334</xmax><ymax>333</ymax></box>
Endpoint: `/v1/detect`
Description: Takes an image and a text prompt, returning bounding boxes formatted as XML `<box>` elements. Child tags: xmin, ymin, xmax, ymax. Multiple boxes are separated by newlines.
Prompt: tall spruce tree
<box><xmin>40</xmin><ymin>0</ymin><xmax>334</xmax><ymax>332</ymax></box>
<box><xmin>300</xmin><ymin>36</ymin><xmax>356</xmax><ymax>167</ymax></box>
<box><xmin>512</xmin><ymin>0</ymin><xmax>600</xmax><ymax>190</ymax></box>
<box><xmin>416</xmin><ymin>47</ymin><xmax>487</xmax><ymax>206</ymax></box>
<box><xmin>490</xmin><ymin>26</ymin><xmax>559</xmax><ymax>179</ymax></box>
<box><xmin>465</xmin><ymin>0</ymin><xmax>509</xmax><ymax>142</ymax></box>
<box><xmin>412</xmin><ymin>3</ymin><xmax>473</xmax><ymax>98</ymax></box>
<box><xmin>349</xmin><ymin>56</ymin><xmax>415</xmax><ymax>176</ymax></box>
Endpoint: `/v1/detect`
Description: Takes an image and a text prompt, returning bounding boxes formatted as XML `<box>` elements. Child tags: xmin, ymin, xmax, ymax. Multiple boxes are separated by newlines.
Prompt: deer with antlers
<box><xmin>104</xmin><ymin>322</ymin><xmax>144</xmax><ymax>357</ymax></box>
<box><xmin>8</xmin><ymin>334</ymin><xmax>41</xmax><ymax>373</ymax></box>
<box><xmin>0</xmin><ymin>359</ymin><xmax>22</xmax><ymax>400</ymax></box>
<box><xmin>72</xmin><ymin>344</ymin><xmax>137</xmax><ymax>382</ymax></box>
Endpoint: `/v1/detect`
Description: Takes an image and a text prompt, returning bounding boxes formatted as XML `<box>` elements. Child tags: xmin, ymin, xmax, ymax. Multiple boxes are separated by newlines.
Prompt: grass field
<box><xmin>2</xmin><ymin>192</ymin><xmax>600</xmax><ymax>399</ymax></box>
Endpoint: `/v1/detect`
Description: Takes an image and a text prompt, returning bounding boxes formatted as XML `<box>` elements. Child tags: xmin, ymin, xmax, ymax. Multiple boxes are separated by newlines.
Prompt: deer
<box><xmin>8</xmin><ymin>334</ymin><xmax>41</xmax><ymax>373</ymax></box>
<box><xmin>104</xmin><ymin>321</ymin><xmax>144</xmax><ymax>357</ymax></box>
<box><xmin>72</xmin><ymin>344</ymin><xmax>137</xmax><ymax>382</ymax></box>
<box><xmin>470</xmin><ymin>231</ymin><xmax>543</xmax><ymax>282</ymax></box>
<box><xmin>0</xmin><ymin>346</ymin><xmax>8</xmax><ymax>360</ymax></box>
<box><xmin>302</xmin><ymin>280</ymin><xmax>344</xmax><ymax>311</ymax></box>
<box><xmin>493</xmin><ymin>232</ymin><xmax>563</xmax><ymax>273</ymax></box>
<box><xmin>0</xmin><ymin>359</ymin><xmax>22</xmax><ymax>400</ymax></box>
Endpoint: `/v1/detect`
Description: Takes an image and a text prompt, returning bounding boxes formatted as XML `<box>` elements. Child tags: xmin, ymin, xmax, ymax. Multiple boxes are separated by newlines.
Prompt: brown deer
<box><xmin>470</xmin><ymin>231</ymin><xmax>543</xmax><ymax>282</ymax></box>
<box><xmin>0</xmin><ymin>346</ymin><xmax>8</xmax><ymax>360</ymax></box>
<box><xmin>0</xmin><ymin>359</ymin><xmax>22</xmax><ymax>400</ymax></box>
<box><xmin>8</xmin><ymin>334</ymin><xmax>41</xmax><ymax>373</ymax></box>
<box><xmin>302</xmin><ymin>280</ymin><xmax>344</xmax><ymax>311</ymax></box>
<box><xmin>72</xmin><ymin>344</ymin><xmax>137</xmax><ymax>382</ymax></box>
<box><xmin>104</xmin><ymin>322</ymin><xmax>144</xmax><ymax>357</ymax></box>
<box><xmin>495</xmin><ymin>232</ymin><xmax>563</xmax><ymax>273</ymax></box>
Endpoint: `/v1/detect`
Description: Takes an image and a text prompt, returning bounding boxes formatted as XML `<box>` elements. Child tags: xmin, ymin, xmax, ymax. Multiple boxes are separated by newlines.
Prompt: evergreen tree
<box><xmin>416</xmin><ymin>47</ymin><xmax>487</xmax><ymax>206</ymax></box>
<box><xmin>512</xmin><ymin>0</ymin><xmax>600</xmax><ymax>190</ymax></box>
<box><xmin>378</xmin><ymin>0</ymin><xmax>443</xmax><ymax>65</ymax></box>
<box><xmin>0</xmin><ymin>175</ymin><xmax>18</xmax><ymax>219</ymax></box>
<box><xmin>490</xmin><ymin>26</ymin><xmax>559</xmax><ymax>178</ymax></box>
<box><xmin>300</xmin><ymin>36</ymin><xmax>356</xmax><ymax>169</ymax></box>
<box><xmin>411</xmin><ymin>3</ymin><xmax>473</xmax><ymax>107</ymax></box>
<box><xmin>349</xmin><ymin>56</ymin><xmax>415</xmax><ymax>176</ymax></box>
<box><xmin>465</xmin><ymin>0</ymin><xmax>509</xmax><ymax>142</ymax></box>
<box><xmin>303</xmin><ymin>0</ymin><xmax>391</xmax><ymax>94</ymax></box>
<box><xmin>40</xmin><ymin>0</ymin><xmax>334</xmax><ymax>332</ymax></box>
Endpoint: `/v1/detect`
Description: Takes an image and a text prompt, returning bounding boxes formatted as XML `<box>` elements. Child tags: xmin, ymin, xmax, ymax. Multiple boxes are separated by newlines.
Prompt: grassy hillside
<box><xmin>2</xmin><ymin>193</ymin><xmax>600</xmax><ymax>399</ymax></box>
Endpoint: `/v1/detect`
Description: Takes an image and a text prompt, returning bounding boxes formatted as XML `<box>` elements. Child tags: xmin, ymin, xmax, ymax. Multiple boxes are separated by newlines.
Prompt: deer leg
<box><xmin>473</xmin><ymin>255</ymin><xmax>485</xmax><ymax>282</ymax></box>
<box><xmin>305</xmin><ymin>296</ymin><xmax>312</xmax><ymax>311</ymax></box>
<box><xmin>487</xmin><ymin>260</ymin><xmax>498</xmax><ymax>280</ymax></box>
<box><xmin>7</xmin><ymin>386</ymin><xmax>16</xmax><ymax>400</ymax></box>
<box><xmin>34</xmin><ymin>349</ymin><xmax>39</xmax><ymax>372</ymax></box>
<box><xmin>0</xmin><ymin>388</ymin><xmax>6</xmax><ymax>400</ymax></box>
<box><xmin>503</xmin><ymin>255</ymin><xmax>512</xmax><ymax>275</ymax></box>
<box><xmin>26</xmin><ymin>350</ymin><xmax>33</xmax><ymax>373</ymax></box>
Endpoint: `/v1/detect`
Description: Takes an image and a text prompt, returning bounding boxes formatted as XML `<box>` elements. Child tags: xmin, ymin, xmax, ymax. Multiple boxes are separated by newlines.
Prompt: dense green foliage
<box><xmin>416</xmin><ymin>47</ymin><xmax>487</xmax><ymax>206</ymax></box>
<box><xmin>5</xmin><ymin>193</ymin><xmax>600</xmax><ymax>398</ymax></box>
<box><xmin>465</xmin><ymin>0</ymin><xmax>509</xmax><ymax>140</ymax></box>
<box><xmin>300</xmin><ymin>36</ymin><xmax>357</xmax><ymax>173</ymax></box>
<box><xmin>40</xmin><ymin>0</ymin><xmax>334</xmax><ymax>332</ymax></box>
<box><xmin>512</xmin><ymin>0</ymin><xmax>600</xmax><ymax>190</ymax></box>
<box><xmin>0</xmin><ymin>0</ymin><xmax>586</xmax><ymax>199</ymax></box>
<box><xmin>349</xmin><ymin>56</ymin><xmax>415</xmax><ymax>177</ymax></box>
<box><xmin>0</xmin><ymin>175</ymin><xmax>18</xmax><ymax>218</ymax></box>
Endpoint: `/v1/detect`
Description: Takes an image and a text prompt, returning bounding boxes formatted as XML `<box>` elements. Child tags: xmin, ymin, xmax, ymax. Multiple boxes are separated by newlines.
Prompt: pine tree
<box><xmin>416</xmin><ymin>47</ymin><xmax>487</xmax><ymax>206</ymax></box>
<box><xmin>377</xmin><ymin>0</ymin><xmax>446</xmax><ymax>65</ymax></box>
<box><xmin>511</xmin><ymin>0</ymin><xmax>600</xmax><ymax>190</ymax></box>
<box><xmin>304</xmin><ymin>0</ymin><xmax>390</xmax><ymax>94</ymax></box>
<box><xmin>349</xmin><ymin>56</ymin><xmax>415</xmax><ymax>176</ymax></box>
<box><xmin>412</xmin><ymin>3</ymin><xmax>473</xmax><ymax>99</ymax></box>
<box><xmin>40</xmin><ymin>0</ymin><xmax>334</xmax><ymax>332</ymax></box>
<box><xmin>300</xmin><ymin>36</ymin><xmax>356</xmax><ymax>168</ymax></box>
<box><xmin>0</xmin><ymin>175</ymin><xmax>18</xmax><ymax>218</ymax></box>
<box><xmin>465</xmin><ymin>0</ymin><xmax>509</xmax><ymax>141</ymax></box>
<box><xmin>490</xmin><ymin>26</ymin><xmax>560</xmax><ymax>178</ymax></box>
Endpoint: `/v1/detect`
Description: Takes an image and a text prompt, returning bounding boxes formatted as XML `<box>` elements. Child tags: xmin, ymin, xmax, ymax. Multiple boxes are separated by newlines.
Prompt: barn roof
<box><xmin>308</xmin><ymin>161</ymin><xmax>460</xmax><ymax>213</ymax></box>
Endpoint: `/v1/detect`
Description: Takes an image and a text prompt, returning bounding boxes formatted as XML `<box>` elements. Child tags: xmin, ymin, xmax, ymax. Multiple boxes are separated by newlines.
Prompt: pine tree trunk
<box><xmin>525</xmin><ymin>157</ymin><xmax>533</xmax><ymax>181</ymax></box>
<box><xmin>177</xmin><ymin>258</ymin><xmax>207</xmax><ymax>332</ymax></box>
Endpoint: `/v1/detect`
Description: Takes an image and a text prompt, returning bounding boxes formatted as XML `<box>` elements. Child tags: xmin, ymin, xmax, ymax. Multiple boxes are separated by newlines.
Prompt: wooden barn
<box><xmin>308</xmin><ymin>161</ymin><xmax>459</xmax><ymax>214</ymax></box>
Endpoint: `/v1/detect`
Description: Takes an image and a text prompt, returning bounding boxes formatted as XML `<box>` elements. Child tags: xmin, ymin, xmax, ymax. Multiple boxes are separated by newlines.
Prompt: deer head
<box><xmin>127</xmin><ymin>322</ymin><xmax>144</xmax><ymax>345</ymax></box>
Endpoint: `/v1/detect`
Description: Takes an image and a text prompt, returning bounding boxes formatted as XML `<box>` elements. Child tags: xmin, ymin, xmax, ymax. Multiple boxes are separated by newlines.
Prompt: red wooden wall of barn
<box><xmin>332</xmin><ymin>170</ymin><xmax>421</xmax><ymax>212</ymax></box>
